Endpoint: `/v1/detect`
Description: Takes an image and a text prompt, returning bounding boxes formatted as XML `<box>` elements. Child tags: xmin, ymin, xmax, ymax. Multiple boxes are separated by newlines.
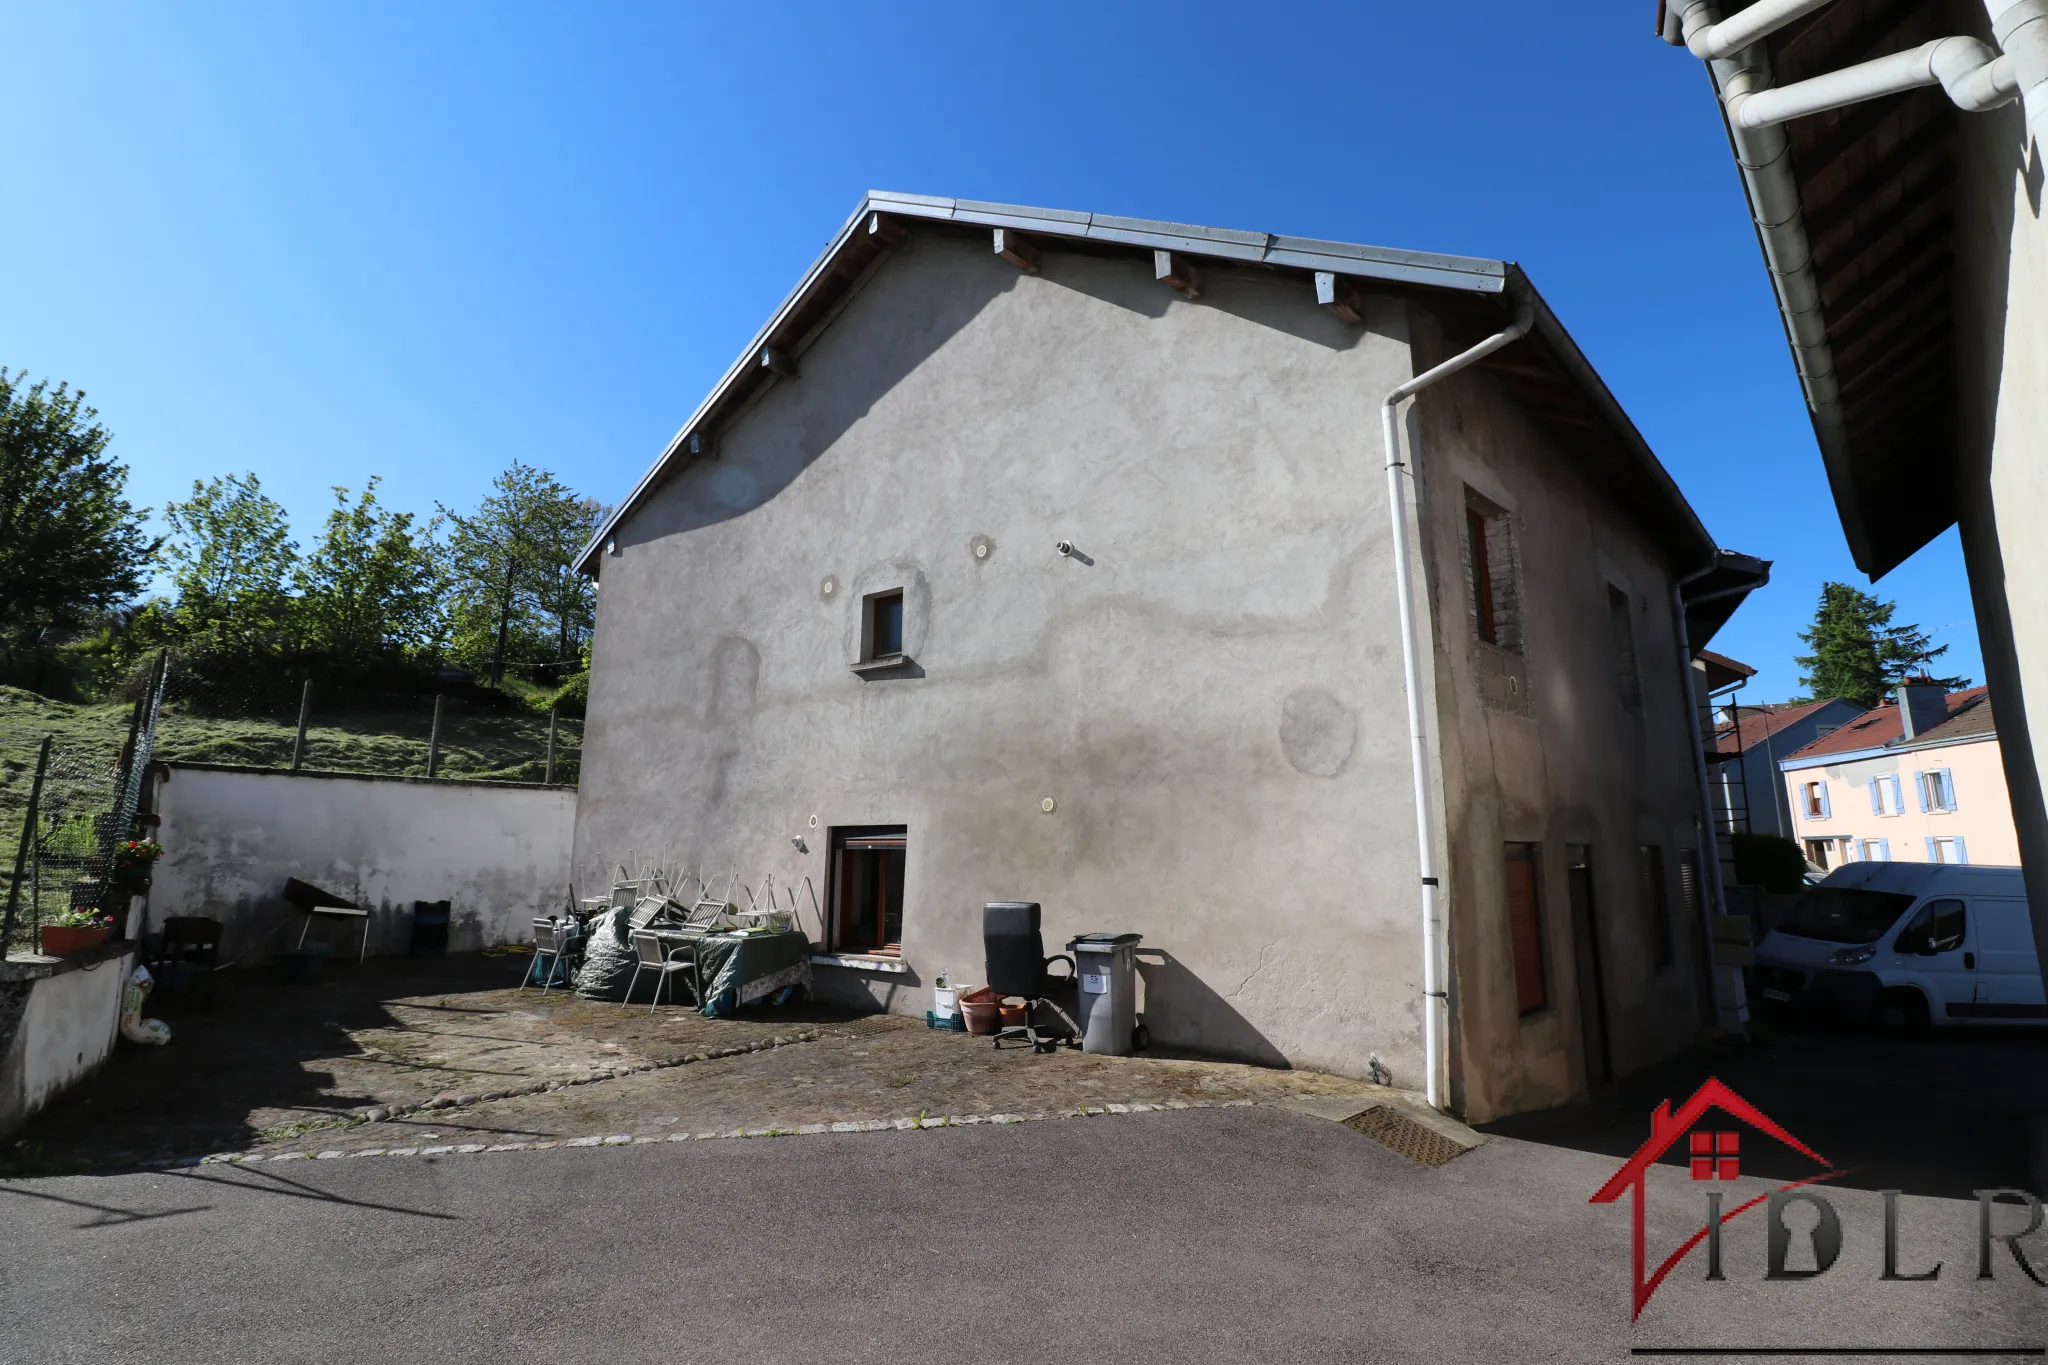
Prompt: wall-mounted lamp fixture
<box><xmin>791</xmin><ymin>834</ymin><xmax>808</xmax><ymax>854</ymax></box>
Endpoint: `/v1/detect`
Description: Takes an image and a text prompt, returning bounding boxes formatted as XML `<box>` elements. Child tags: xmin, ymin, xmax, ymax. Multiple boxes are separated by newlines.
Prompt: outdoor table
<box><xmin>655</xmin><ymin>927</ymin><xmax>812</xmax><ymax>1016</ymax></box>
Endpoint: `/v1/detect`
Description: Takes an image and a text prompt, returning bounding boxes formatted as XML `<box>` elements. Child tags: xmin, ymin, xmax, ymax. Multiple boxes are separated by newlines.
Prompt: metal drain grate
<box><xmin>1342</xmin><ymin>1104</ymin><xmax>1469</xmax><ymax>1167</ymax></box>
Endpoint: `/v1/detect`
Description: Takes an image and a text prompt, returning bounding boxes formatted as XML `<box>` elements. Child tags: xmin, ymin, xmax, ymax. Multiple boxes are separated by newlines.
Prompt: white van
<box><xmin>1752</xmin><ymin>862</ymin><xmax>2044</xmax><ymax>1031</ymax></box>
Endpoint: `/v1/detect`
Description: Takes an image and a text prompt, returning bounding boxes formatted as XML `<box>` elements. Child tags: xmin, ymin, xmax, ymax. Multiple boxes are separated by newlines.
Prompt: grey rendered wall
<box><xmin>1950</xmin><ymin>0</ymin><xmax>2048</xmax><ymax>995</ymax></box>
<box><xmin>152</xmin><ymin>765</ymin><xmax>575</xmax><ymax>964</ymax></box>
<box><xmin>578</xmin><ymin>231</ymin><xmax>1429</xmax><ymax>1082</ymax></box>
<box><xmin>1406</xmin><ymin>327</ymin><xmax>1716</xmax><ymax>1122</ymax></box>
<box><xmin>0</xmin><ymin>952</ymin><xmax>131</xmax><ymax>1141</ymax></box>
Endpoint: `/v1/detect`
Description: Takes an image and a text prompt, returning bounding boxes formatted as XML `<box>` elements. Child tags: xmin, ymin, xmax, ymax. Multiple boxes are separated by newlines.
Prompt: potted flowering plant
<box><xmin>111</xmin><ymin>840</ymin><xmax>164</xmax><ymax>896</ymax></box>
<box><xmin>41</xmin><ymin>906</ymin><xmax>115</xmax><ymax>957</ymax></box>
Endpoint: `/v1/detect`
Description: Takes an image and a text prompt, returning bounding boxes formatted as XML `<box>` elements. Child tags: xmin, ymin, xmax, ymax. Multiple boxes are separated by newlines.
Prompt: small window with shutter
<box><xmin>1504</xmin><ymin>843</ymin><xmax>1548</xmax><ymax>1016</ymax></box>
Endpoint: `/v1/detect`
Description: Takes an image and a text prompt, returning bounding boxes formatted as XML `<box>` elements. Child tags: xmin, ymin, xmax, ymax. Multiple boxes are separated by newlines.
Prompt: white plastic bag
<box><xmin>121</xmin><ymin>964</ymin><xmax>171</xmax><ymax>1045</ymax></box>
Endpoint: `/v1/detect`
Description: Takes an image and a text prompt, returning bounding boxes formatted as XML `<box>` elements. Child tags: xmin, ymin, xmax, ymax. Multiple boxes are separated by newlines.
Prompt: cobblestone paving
<box><xmin>228</xmin><ymin>1016</ymin><xmax>1392</xmax><ymax>1161</ymax></box>
<box><xmin>3</xmin><ymin>955</ymin><xmax>1399</xmax><ymax>1174</ymax></box>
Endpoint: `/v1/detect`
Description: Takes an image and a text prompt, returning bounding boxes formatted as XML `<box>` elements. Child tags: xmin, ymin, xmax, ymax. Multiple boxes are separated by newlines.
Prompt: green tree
<box><xmin>0</xmin><ymin>370</ymin><xmax>157</xmax><ymax>643</ymax></box>
<box><xmin>293</xmin><ymin>478</ymin><xmax>443</xmax><ymax>668</ymax></box>
<box><xmin>440</xmin><ymin>463</ymin><xmax>602</xmax><ymax>684</ymax></box>
<box><xmin>162</xmin><ymin>472</ymin><xmax>297</xmax><ymax>658</ymax></box>
<box><xmin>1794</xmin><ymin>581</ymin><xmax>1968</xmax><ymax>708</ymax></box>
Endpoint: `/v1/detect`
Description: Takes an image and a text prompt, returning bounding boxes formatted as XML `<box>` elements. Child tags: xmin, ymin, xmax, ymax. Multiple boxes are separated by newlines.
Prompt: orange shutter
<box><xmin>1505</xmin><ymin>848</ymin><xmax>1547</xmax><ymax>1014</ymax></box>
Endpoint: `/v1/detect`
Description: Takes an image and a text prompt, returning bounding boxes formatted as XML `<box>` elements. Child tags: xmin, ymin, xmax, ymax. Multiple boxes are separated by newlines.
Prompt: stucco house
<box><xmin>572</xmin><ymin>192</ymin><xmax>1764</xmax><ymax>1121</ymax></box>
<box><xmin>1782</xmin><ymin>682</ymin><xmax>2017</xmax><ymax>869</ymax></box>
<box><xmin>1708</xmin><ymin>692</ymin><xmax>1868</xmax><ymax>838</ymax></box>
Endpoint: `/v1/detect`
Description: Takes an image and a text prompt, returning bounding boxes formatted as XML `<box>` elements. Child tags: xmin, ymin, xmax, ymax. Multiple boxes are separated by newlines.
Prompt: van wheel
<box><xmin>1874</xmin><ymin>990</ymin><xmax>1930</xmax><ymax>1036</ymax></box>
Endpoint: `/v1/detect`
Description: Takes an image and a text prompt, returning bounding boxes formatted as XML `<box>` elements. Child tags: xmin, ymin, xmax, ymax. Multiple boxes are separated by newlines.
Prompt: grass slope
<box><xmin>1</xmin><ymin>686</ymin><xmax>580</xmax><ymax>936</ymax></box>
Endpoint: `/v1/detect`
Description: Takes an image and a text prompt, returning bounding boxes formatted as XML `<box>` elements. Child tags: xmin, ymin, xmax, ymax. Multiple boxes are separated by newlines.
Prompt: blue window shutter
<box><xmin>1914</xmin><ymin>773</ymin><xmax>1929</xmax><ymax>813</ymax></box>
<box><xmin>1818</xmin><ymin>783</ymin><xmax>1831</xmax><ymax>819</ymax></box>
<box><xmin>1954</xmin><ymin>836</ymin><xmax>1968</xmax><ymax>865</ymax></box>
<box><xmin>1878</xmin><ymin>839</ymin><xmax>1891</xmax><ymax>861</ymax></box>
<box><xmin>1925</xmin><ymin>837</ymin><xmax>1938</xmax><ymax>861</ymax></box>
<box><xmin>1941</xmin><ymin>770</ymin><xmax>1956</xmax><ymax>810</ymax></box>
<box><xmin>1870</xmin><ymin>779</ymin><xmax>1883</xmax><ymax>814</ymax></box>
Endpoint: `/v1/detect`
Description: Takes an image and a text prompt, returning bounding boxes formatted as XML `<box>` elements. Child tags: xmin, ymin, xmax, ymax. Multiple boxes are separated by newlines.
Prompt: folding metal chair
<box><xmin>522</xmin><ymin>917</ymin><xmax>576</xmax><ymax>994</ymax></box>
<box><xmin>623</xmin><ymin>929</ymin><xmax>698</xmax><ymax>1014</ymax></box>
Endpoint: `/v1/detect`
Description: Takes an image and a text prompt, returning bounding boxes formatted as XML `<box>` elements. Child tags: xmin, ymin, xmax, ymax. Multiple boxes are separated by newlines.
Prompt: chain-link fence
<box><xmin>2</xmin><ymin>659</ymin><xmax>165</xmax><ymax>955</ymax></box>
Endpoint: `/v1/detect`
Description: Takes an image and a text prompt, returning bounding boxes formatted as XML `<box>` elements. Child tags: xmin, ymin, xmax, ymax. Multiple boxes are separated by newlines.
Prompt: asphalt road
<box><xmin>4</xmin><ymin>1106</ymin><xmax>2041</xmax><ymax>1364</ymax></box>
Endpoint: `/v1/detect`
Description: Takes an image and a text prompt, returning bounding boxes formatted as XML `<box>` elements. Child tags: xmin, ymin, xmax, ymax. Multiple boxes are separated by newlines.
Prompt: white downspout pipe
<box><xmin>1661</xmin><ymin>2</ymin><xmax>2039</xmax><ymax>566</ymax></box>
<box><xmin>1988</xmin><ymin>0</ymin><xmax>2048</xmax><ymax>148</ymax></box>
<box><xmin>1382</xmin><ymin>277</ymin><xmax>1535</xmax><ymax>1113</ymax></box>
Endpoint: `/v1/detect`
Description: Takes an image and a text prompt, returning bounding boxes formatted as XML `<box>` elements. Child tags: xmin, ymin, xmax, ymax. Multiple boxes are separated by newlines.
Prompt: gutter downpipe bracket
<box><xmin>1381</xmin><ymin>276</ymin><xmax>1535</xmax><ymax>1114</ymax></box>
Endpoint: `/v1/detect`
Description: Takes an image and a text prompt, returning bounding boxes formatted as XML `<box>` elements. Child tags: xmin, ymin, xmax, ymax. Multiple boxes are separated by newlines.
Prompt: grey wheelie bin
<box><xmin>1066</xmin><ymin>932</ymin><xmax>1143</xmax><ymax>1055</ymax></box>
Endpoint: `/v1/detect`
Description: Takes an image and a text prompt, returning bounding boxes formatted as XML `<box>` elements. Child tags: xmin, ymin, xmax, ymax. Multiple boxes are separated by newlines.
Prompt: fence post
<box><xmin>4</xmin><ymin>736</ymin><xmax>54</xmax><ymax>954</ymax></box>
<box><xmin>291</xmin><ymin>680</ymin><xmax>313</xmax><ymax>772</ymax></box>
<box><xmin>545</xmin><ymin>706</ymin><xmax>559</xmax><ymax>785</ymax></box>
<box><xmin>427</xmin><ymin>694</ymin><xmax>444</xmax><ymax>778</ymax></box>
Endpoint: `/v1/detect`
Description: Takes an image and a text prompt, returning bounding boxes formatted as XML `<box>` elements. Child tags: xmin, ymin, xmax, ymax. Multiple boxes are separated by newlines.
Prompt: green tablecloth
<box><xmin>671</xmin><ymin>929</ymin><xmax>813</xmax><ymax>1016</ymax></box>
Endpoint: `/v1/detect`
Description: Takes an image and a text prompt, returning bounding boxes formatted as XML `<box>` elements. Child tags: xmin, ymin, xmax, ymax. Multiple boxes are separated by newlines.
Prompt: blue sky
<box><xmin>1</xmin><ymin>2</ymin><xmax>1981</xmax><ymax>700</ymax></box>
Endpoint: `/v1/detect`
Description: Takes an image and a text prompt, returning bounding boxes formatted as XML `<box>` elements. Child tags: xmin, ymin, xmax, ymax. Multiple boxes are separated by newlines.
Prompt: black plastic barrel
<box><xmin>410</xmin><ymin>900</ymin><xmax>451</xmax><ymax>956</ymax></box>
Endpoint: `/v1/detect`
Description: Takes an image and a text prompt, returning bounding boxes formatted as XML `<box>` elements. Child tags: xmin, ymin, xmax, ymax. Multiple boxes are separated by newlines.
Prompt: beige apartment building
<box><xmin>1782</xmin><ymin>682</ymin><xmax>2017</xmax><ymax>869</ymax></box>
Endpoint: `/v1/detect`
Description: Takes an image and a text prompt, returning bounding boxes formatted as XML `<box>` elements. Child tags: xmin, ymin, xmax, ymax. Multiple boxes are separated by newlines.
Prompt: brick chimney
<box><xmin>1897</xmin><ymin>678</ymin><xmax>1948</xmax><ymax>740</ymax></box>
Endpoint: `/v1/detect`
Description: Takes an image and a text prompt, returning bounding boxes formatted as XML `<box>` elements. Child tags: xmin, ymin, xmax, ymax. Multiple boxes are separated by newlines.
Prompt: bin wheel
<box><xmin>1132</xmin><ymin>1023</ymin><xmax>1151</xmax><ymax>1051</ymax></box>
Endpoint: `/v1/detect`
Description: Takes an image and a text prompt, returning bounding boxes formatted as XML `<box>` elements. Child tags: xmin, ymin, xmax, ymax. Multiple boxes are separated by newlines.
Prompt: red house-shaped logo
<box><xmin>1589</xmin><ymin>1078</ymin><xmax>1834</xmax><ymax>1319</ymax></box>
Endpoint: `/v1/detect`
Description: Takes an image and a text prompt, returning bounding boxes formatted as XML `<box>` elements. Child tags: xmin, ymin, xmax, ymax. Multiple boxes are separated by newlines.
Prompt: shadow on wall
<box><xmin>623</xmin><ymin>244</ymin><xmax>1017</xmax><ymax>548</ymax></box>
<box><xmin>618</xmin><ymin>242</ymin><xmax>1375</xmax><ymax>552</ymax></box>
<box><xmin>1136</xmin><ymin>949</ymin><xmax>1290</xmax><ymax>1068</ymax></box>
<box><xmin>177</xmin><ymin>891</ymin><xmax>504</xmax><ymax>968</ymax></box>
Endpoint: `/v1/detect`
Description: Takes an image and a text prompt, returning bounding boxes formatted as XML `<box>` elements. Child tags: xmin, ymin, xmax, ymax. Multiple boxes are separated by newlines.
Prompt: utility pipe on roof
<box><xmin>1679</xmin><ymin>0</ymin><xmax>1839</xmax><ymax>62</ymax></box>
<box><xmin>1989</xmin><ymin>0</ymin><xmax>2048</xmax><ymax>147</ymax></box>
<box><xmin>1381</xmin><ymin>276</ymin><xmax>1535</xmax><ymax>1114</ymax></box>
<box><xmin>1728</xmin><ymin>36</ymin><xmax>2019</xmax><ymax>128</ymax></box>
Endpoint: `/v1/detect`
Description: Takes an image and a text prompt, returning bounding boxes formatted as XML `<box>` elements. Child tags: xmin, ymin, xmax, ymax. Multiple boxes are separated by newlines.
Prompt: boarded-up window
<box><xmin>1504</xmin><ymin>843</ymin><xmax>1547</xmax><ymax>1015</ymax></box>
<box><xmin>1607</xmin><ymin>585</ymin><xmax>1641</xmax><ymax>711</ymax></box>
<box><xmin>1463</xmin><ymin>489</ymin><xmax>1522</xmax><ymax>654</ymax></box>
<box><xmin>1639</xmin><ymin>844</ymin><xmax>1674</xmax><ymax>969</ymax></box>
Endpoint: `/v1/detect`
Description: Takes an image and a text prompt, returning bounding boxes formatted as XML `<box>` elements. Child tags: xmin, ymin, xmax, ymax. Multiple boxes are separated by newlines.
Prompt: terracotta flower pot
<box><xmin>959</xmin><ymin>986</ymin><xmax>1002</xmax><ymax>1035</ymax></box>
<box><xmin>40</xmin><ymin>924</ymin><xmax>111</xmax><ymax>957</ymax></box>
<box><xmin>998</xmin><ymin>1001</ymin><xmax>1028</xmax><ymax>1027</ymax></box>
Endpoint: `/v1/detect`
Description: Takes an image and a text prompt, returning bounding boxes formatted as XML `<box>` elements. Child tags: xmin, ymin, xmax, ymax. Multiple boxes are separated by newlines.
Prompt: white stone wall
<box><xmin>150</xmin><ymin>765</ymin><xmax>574</xmax><ymax>965</ymax></box>
<box><xmin>0</xmin><ymin>950</ymin><xmax>132</xmax><ymax>1139</ymax></box>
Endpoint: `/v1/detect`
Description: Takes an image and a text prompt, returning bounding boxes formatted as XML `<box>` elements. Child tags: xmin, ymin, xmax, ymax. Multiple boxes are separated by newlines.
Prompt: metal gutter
<box><xmin>1779</xmin><ymin>727</ymin><xmax>1996</xmax><ymax>770</ymax></box>
<box><xmin>576</xmin><ymin>192</ymin><xmax>1510</xmax><ymax>574</ymax></box>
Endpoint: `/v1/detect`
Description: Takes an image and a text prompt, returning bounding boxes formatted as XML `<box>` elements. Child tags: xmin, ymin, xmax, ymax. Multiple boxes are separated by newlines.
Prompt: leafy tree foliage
<box><xmin>440</xmin><ymin>463</ymin><xmax>603</xmax><ymax>682</ymax></box>
<box><xmin>292</xmin><ymin>479</ymin><xmax>443</xmax><ymax>668</ymax></box>
<box><xmin>0</xmin><ymin>371</ymin><xmax>157</xmax><ymax>643</ymax></box>
<box><xmin>161</xmin><ymin>472</ymin><xmax>297</xmax><ymax>658</ymax></box>
<box><xmin>1794</xmin><ymin>581</ymin><xmax>1968</xmax><ymax>709</ymax></box>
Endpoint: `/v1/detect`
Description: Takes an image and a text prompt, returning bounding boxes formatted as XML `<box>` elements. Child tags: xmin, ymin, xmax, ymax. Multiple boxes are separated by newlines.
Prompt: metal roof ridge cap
<box><xmin>1265</xmin><ymin>232</ymin><xmax>1505</xmax><ymax>277</ymax></box>
<box><xmin>1778</xmin><ymin>745</ymin><xmax>1896</xmax><ymax>770</ymax></box>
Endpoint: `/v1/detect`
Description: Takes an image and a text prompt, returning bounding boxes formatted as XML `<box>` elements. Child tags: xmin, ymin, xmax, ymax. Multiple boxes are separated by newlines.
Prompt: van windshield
<box><xmin>1775</xmin><ymin>887</ymin><xmax>1918</xmax><ymax>945</ymax></box>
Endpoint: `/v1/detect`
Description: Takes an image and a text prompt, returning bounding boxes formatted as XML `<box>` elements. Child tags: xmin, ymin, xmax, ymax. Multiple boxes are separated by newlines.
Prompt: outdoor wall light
<box><xmin>791</xmin><ymin>835</ymin><xmax>808</xmax><ymax>854</ymax></box>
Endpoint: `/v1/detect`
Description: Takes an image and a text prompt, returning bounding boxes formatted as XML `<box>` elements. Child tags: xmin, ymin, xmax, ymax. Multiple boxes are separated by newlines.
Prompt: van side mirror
<box><xmin>1893</xmin><ymin>931</ymin><xmax>1929</xmax><ymax>956</ymax></box>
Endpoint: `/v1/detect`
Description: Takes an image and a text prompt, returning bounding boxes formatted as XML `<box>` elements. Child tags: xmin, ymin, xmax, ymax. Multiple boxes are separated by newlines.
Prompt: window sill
<box><xmin>850</xmin><ymin>653</ymin><xmax>915</xmax><ymax>677</ymax></box>
<box><xmin>810</xmin><ymin>953</ymin><xmax>910</xmax><ymax>974</ymax></box>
